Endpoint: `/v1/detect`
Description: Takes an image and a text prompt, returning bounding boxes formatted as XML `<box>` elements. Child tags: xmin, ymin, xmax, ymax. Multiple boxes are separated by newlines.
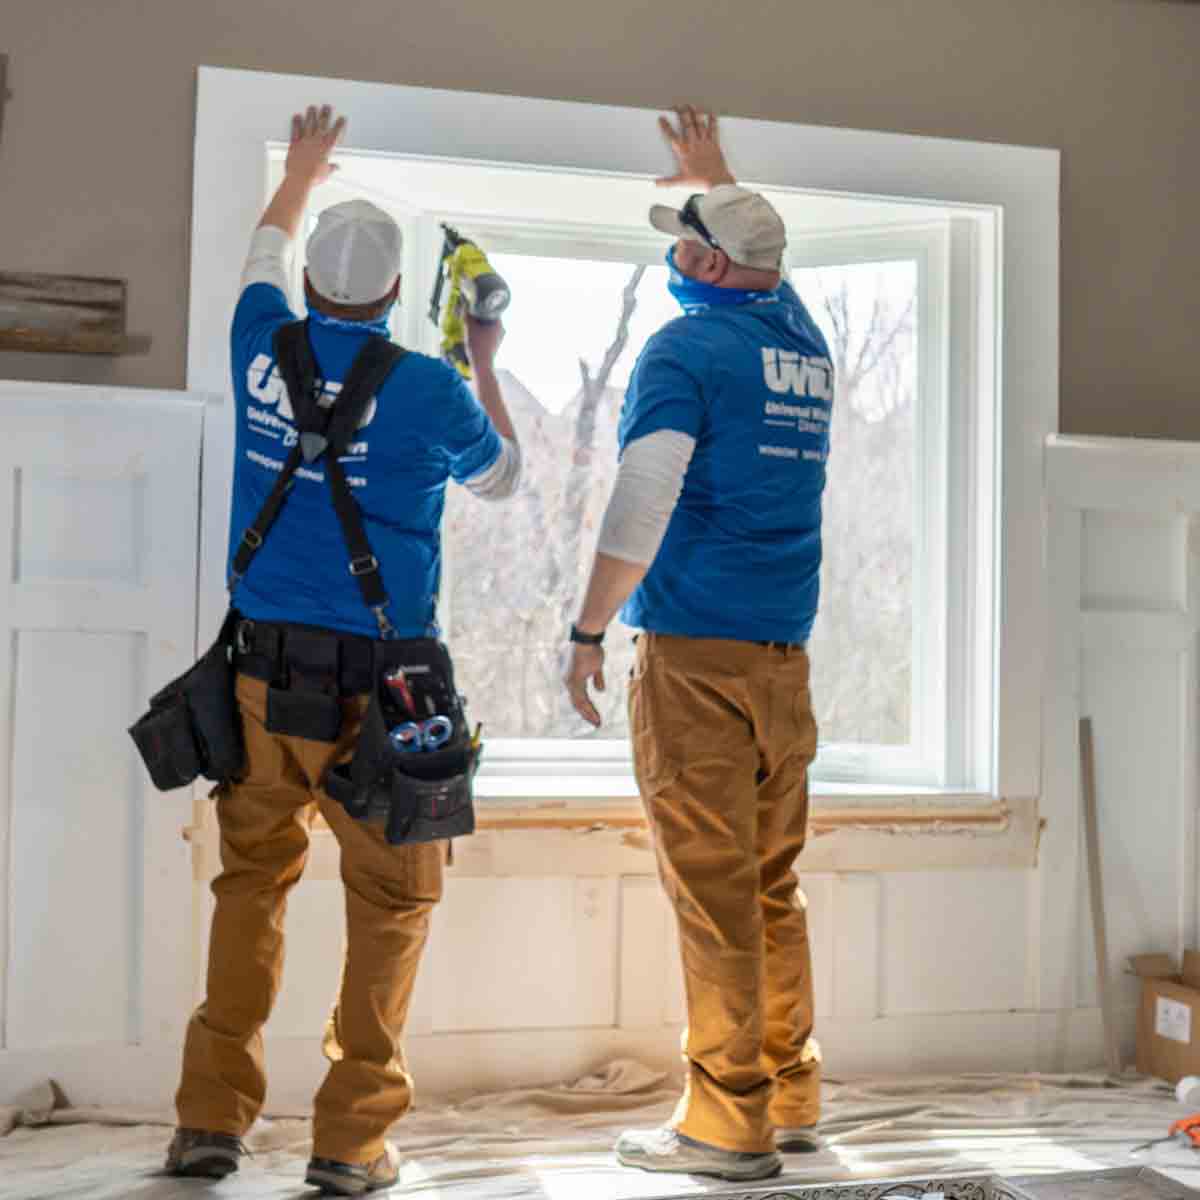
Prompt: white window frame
<box><xmin>189</xmin><ymin>67</ymin><xmax>1058</xmax><ymax>807</ymax></box>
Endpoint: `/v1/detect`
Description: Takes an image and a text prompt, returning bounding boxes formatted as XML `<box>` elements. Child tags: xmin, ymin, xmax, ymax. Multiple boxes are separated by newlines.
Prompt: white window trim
<box><xmin>189</xmin><ymin>67</ymin><xmax>1058</xmax><ymax>808</ymax></box>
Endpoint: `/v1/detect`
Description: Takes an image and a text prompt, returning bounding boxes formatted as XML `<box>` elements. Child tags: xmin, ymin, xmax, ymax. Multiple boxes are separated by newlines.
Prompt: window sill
<box><xmin>184</xmin><ymin>788</ymin><xmax>1034</xmax><ymax>871</ymax></box>
<box><xmin>473</xmin><ymin>787</ymin><xmax>1011</xmax><ymax>833</ymax></box>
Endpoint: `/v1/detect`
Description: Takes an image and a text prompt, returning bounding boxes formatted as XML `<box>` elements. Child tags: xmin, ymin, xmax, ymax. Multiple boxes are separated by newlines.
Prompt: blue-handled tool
<box><xmin>389</xmin><ymin>715</ymin><xmax>453</xmax><ymax>754</ymax></box>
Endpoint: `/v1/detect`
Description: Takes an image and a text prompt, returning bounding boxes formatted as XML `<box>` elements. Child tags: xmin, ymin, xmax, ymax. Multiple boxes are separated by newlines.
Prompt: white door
<box><xmin>0</xmin><ymin>382</ymin><xmax>205</xmax><ymax>1101</ymax></box>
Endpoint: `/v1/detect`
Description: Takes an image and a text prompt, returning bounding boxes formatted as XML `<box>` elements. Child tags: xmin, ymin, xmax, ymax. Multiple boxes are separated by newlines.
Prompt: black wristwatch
<box><xmin>569</xmin><ymin>623</ymin><xmax>605</xmax><ymax>646</ymax></box>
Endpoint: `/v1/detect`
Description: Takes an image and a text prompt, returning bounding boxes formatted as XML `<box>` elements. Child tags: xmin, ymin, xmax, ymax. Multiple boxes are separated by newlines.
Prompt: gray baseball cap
<box><xmin>305</xmin><ymin>198</ymin><xmax>404</xmax><ymax>305</ymax></box>
<box><xmin>650</xmin><ymin>184</ymin><xmax>787</xmax><ymax>271</ymax></box>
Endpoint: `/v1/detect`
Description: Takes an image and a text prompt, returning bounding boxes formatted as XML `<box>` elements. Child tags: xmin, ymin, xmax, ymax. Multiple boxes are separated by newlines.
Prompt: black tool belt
<box><xmin>232</xmin><ymin>618</ymin><xmax>374</xmax><ymax>743</ymax></box>
<box><xmin>321</xmin><ymin>638</ymin><xmax>480</xmax><ymax>845</ymax></box>
<box><xmin>127</xmin><ymin>610</ymin><xmax>245</xmax><ymax>791</ymax></box>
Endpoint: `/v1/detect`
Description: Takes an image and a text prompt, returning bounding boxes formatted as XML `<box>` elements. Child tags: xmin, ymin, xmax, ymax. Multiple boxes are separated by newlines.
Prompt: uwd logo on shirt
<box><xmin>245</xmin><ymin>353</ymin><xmax>378</xmax><ymax>431</ymax></box>
<box><xmin>762</xmin><ymin>348</ymin><xmax>834</xmax><ymax>403</ymax></box>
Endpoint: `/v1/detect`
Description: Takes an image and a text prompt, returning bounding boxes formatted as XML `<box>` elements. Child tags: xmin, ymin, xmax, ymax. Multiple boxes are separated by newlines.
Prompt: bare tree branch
<box><xmin>560</xmin><ymin>264</ymin><xmax>646</xmax><ymax>600</ymax></box>
<box><xmin>852</xmin><ymin>294</ymin><xmax>915</xmax><ymax>389</ymax></box>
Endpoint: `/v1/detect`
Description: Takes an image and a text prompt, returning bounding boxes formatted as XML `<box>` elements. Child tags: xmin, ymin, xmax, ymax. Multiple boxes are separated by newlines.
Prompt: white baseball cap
<box><xmin>305</xmin><ymin>199</ymin><xmax>404</xmax><ymax>305</ymax></box>
<box><xmin>649</xmin><ymin>184</ymin><xmax>787</xmax><ymax>271</ymax></box>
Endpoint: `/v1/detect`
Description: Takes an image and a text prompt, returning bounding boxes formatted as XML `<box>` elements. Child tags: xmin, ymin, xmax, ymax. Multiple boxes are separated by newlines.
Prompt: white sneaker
<box><xmin>305</xmin><ymin>1142</ymin><xmax>402</xmax><ymax>1195</ymax></box>
<box><xmin>615</xmin><ymin>1126</ymin><xmax>782</xmax><ymax>1181</ymax></box>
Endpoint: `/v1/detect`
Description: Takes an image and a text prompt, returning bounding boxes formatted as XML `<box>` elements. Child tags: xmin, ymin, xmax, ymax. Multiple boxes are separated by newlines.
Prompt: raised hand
<box><xmin>285</xmin><ymin>104</ymin><xmax>347</xmax><ymax>187</ymax></box>
<box><xmin>656</xmin><ymin>105</ymin><xmax>736</xmax><ymax>190</ymax></box>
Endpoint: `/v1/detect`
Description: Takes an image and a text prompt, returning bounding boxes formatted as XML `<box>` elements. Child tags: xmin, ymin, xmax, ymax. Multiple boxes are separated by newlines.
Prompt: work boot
<box><xmin>776</xmin><ymin>1123</ymin><xmax>823</xmax><ymax>1152</ymax></box>
<box><xmin>615</xmin><ymin>1126</ymin><xmax>782</xmax><ymax>1181</ymax></box>
<box><xmin>305</xmin><ymin>1143</ymin><xmax>402</xmax><ymax>1195</ymax></box>
<box><xmin>164</xmin><ymin>1128</ymin><xmax>246</xmax><ymax>1178</ymax></box>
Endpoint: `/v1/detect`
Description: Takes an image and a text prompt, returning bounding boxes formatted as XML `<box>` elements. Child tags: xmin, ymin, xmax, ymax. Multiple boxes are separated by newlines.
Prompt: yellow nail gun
<box><xmin>428</xmin><ymin>224</ymin><xmax>511</xmax><ymax>380</ymax></box>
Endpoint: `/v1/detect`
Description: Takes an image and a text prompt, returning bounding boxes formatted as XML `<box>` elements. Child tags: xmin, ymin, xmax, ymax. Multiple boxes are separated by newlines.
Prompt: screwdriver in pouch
<box><xmin>383</xmin><ymin>668</ymin><xmax>417</xmax><ymax>719</ymax></box>
<box><xmin>1131</xmin><ymin>1114</ymin><xmax>1200</xmax><ymax>1155</ymax></box>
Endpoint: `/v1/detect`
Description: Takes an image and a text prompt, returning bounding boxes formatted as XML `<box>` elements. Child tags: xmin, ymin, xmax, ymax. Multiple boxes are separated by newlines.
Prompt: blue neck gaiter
<box><xmin>307</xmin><ymin>306</ymin><xmax>394</xmax><ymax>338</ymax></box>
<box><xmin>665</xmin><ymin>247</ymin><xmax>777</xmax><ymax>314</ymax></box>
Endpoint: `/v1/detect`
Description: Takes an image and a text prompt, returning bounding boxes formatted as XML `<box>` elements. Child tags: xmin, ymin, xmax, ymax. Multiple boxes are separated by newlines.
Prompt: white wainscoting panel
<box><xmin>428</xmin><ymin>877</ymin><xmax>619</xmax><ymax>1032</ymax></box>
<box><xmin>1075</xmin><ymin>649</ymin><xmax>1189</xmax><ymax>1013</ymax></box>
<box><xmin>1044</xmin><ymin>434</ymin><xmax>1200</xmax><ymax>1065</ymax></box>
<box><xmin>1081</xmin><ymin>511</ymin><xmax>1185</xmax><ymax>612</ymax></box>
<box><xmin>8</xmin><ymin>631</ymin><xmax>145</xmax><ymax>1048</ymax></box>
<box><xmin>265</xmin><ymin>879</ymin><xmax>345</xmax><ymax>1040</ymax></box>
<box><xmin>0</xmin><ymin>384</ymin><xmax>205</xmax><ymax>1069</ymax></box>
<box><xmin>617</xmin><ymin>877</ymin><xmax>672</xmax><ymax>1030</ymax></box>
<box><xmin>879</xmin><ymin>871</ymin><xmax>1029</xmax><ymax>1017</ymax></box>
<box><xmin>833</xmin><ymin>874</ymin><xmax>882</xmax><ymax>1020</ymax></box>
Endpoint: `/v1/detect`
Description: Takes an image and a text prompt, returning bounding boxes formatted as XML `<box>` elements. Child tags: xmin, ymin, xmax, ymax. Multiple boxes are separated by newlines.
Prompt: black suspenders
<box><xmin>229</xmin><ymin>320</ymin><xmax>408</xmax><ymax>639</ymax></box>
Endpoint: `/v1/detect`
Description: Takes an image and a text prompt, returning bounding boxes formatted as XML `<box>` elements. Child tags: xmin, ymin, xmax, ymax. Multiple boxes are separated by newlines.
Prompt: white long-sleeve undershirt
<box><xmin>596</xmin><ymin>429</ymin><xmax>697</xmax><ymax>566</ymax></box>
<box><xmin>242</xmin><ymin>224</ymin><xmax>293</xmax><ymax>294</ymax></box>
<box><xmin>463</xmin><ymin>439</ymin><xmax>522</xmax><ymax>500</ymax></box>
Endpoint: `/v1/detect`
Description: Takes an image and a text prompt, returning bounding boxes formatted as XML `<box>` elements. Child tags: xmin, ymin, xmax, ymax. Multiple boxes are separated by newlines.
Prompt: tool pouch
<box><xmin>265</xmin><ymin>628</ymin><xmax>343</xmax><ymax>742</ymax></box>
<box><xmin>128</xmin><ymin>611</ymin><xmax>244</xmax><ymax>791</ymax></box>
<box><xmin>323</xmin><ymin>640</ymin><xmax>480</xmax><ymax>846</ymax></box>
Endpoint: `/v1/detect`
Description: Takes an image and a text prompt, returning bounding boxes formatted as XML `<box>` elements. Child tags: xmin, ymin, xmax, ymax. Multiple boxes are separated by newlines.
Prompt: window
<box><xmin>195</xmin><ymin>69</ymin><xmax>1058</xmax><ymax>807</ymax></box>
<box><xmin>268</xmin><ymin>152</ymin><xmax>990</xmax><ymax>795</ymax></box>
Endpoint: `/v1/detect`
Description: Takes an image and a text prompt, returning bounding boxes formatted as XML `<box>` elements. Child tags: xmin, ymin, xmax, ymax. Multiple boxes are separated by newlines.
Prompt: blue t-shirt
<box><xmin>619</xmin><ymin>282</ymin><xmax>833</xmax><ymax>645</ymax></box>
<box><xmin>228</xmin><ymin>283</ymin><xmax>502</xmax><ymax>638</ymax></box>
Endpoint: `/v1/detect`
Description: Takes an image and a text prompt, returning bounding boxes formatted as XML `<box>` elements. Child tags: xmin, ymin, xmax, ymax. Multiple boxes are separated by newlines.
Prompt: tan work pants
<box><xmin>175</xmin><ymin>675</ymin><xmax>444</xmax><ymax>1165</ymax></box>
<box><xmin>629</xmin><ymin>633</ymin><xmax>821</xmax><ymax>1153</ymax></box>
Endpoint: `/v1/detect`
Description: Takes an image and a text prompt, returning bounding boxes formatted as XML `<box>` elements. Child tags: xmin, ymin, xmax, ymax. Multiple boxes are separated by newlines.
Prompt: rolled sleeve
<box><xmin>464</xmin><ymin>436</ymin><xmax>522</xmax><ymax>500</ymax></box>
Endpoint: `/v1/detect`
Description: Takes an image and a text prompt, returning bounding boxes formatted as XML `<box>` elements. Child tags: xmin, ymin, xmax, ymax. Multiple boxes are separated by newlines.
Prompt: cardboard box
<box><xmin>1130</xmin><ymin>951</ymin><xmax>1200</xmax><ymax>1083</ymax></box>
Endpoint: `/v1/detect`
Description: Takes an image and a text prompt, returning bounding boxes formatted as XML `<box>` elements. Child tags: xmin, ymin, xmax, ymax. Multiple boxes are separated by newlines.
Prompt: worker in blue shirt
<box><xmin>566</xmin><ymin>107</ymin><xmax>832</xmax><ymax>1183</ymax></box>
<box><xmin>167</xmin><ymin>106</ymin><xmax>520</xmax><ymax>1196</ymax></box>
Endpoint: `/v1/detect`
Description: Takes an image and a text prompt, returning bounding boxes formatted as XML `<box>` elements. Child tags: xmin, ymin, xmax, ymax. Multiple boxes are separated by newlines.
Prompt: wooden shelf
<box><xmin>0</xmin><ymin>271</ymin><xmax>139</xmax><ymax>356</ymax></box>
<box><xmin>0</xmin><ymin>328</ymin><xmax>138</xmax><ymax>356</ymax></box>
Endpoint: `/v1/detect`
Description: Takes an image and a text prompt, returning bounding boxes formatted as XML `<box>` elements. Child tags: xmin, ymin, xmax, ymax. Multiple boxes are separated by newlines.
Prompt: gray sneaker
<box><xmin>305</xmin><ymin>1143</ymin><xmax>402</xmax><ymax>1195</ymax></box>
<box><xmin>164</xmin><ymin>1128</ymin><xmax>246</xmax><ymax>1178</ymax></box>
<box><xmin>615</xmin><ymin>1126</ymin><xmax>782</xmax><ymax>1181</ymax></box>
<box><xmin>776</xmin><ymin>1123</ymin><xmax>823</xmax><ymax>1152</ymax></box>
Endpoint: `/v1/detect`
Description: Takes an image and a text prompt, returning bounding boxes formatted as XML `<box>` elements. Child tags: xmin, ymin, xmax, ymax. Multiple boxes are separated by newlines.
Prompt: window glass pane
<box><xmin>445</xmin><ymin>251</ymin><xmax>919</xmax><ymax>751</ymax></box>
<box><xmin>794</xmin><ymin>260</ymin><xmax>917</xmax><ymax>747</ymax></box>
<box><xmin>443</xmin><ymin>253</ymin><xmax>674</xmax><ymax>739</ymax></box>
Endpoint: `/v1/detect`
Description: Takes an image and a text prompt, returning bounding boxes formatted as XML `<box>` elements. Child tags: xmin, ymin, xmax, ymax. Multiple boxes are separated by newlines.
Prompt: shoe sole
<box><xmin>616</xmin><ymin>1149</ymin><xmax>782</xmax><ymax>1181</ymax></box>
<box><xmin>777</xmin><ymin>1134</ymin><xmax>823</xmax><ymax>1153</ymax></box>
<box><xmin>304</xmin><ymin>1165</ymin><xmax>398</xmax><ymax>1195</ymax></box>
<box><xmin>168</xmin><ymin>1149</ymin><xmax>240</xmax><ymax>1179</ymax></box>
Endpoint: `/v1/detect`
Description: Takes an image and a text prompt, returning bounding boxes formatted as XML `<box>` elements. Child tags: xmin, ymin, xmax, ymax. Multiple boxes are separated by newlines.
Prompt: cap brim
<box><xmin>649</xmin><ymin>204</ymin><xmax>700</xmax><ymax>240</ymax></box>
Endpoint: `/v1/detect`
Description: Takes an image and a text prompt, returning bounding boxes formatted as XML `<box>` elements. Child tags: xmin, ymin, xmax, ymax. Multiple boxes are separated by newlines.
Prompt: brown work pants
<box><xmin>175</xmin><ymin>675</ymin><xmax>444</xmax><ymax>1165</ymax></box>
<box><xmin>629</xmin><ymin>633</ymin><xmax>821</xmax><ymax>1153</ymax></box>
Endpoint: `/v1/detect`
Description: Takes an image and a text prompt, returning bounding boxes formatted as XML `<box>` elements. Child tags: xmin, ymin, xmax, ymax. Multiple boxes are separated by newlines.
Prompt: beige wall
<box><xmin>0</xmin><ymin>0</ymin><xmax>1195</xmax><ymax>436</ymax></box>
